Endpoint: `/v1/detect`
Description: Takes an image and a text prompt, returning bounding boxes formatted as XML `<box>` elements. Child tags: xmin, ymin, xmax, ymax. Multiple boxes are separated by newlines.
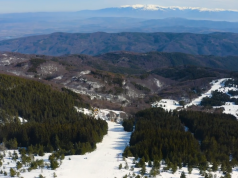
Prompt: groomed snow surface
<box><xmin>0</xmin><ymin>121</ymin><xmax>131</xmax><ymax>178</ymax></box>
<box><xmin>55</xmin><ymin>121</ymin><xmax>132</xmax><ymax>178</ymax></box>
<box><xmin>2</xmin><ymin>121</ymin><xmax>238</xmax><ymax>177</ymax></box>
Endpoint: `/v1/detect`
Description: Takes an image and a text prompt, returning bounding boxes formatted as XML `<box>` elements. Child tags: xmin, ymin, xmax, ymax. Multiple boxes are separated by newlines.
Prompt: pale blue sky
<box><xmin>0</xmin><ymin>0</ymin><xmax>237</xmax><ymax>13</ymax></box>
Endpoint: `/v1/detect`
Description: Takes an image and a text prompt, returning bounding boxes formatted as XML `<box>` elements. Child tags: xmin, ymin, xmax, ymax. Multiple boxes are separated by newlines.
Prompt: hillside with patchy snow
<box><xmin>152</xmin><ymin>78</ymin><xmax>238</xmax><ymax>118</ymax></box>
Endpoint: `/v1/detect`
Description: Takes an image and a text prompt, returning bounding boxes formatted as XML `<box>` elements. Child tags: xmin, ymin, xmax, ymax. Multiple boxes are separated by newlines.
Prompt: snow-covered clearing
<box><xmin>152</xmin><ymin>99</ymin><xmax>182</xmax><ymax>111</ymax></box>
<box><xmin>214</xmin><ymin>102</ymin><xmax>238</xmax><ymax>118</ymax></box>
<box><xmin>74</xmin><ymin>107</ymin><xmax>127</xmax><ymax>122</ymax></box>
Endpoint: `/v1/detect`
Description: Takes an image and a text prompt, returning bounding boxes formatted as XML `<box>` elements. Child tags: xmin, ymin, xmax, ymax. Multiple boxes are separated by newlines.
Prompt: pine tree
<box><xmin>53</xmin><ymin>172</ymin><xmax>57</xmax><ymax>178</ymax></box>
<box><xmin>187</xmin><ymin>164</ymin><xmax>193</xmax><ymax>174</ymax></box>
<box><xmin>149</xmin><ymin>167</ymin><xmax>160</xmax><ymax>177</ymax></box>
<box><xmin>139</xmin><ymin>157</ymin><xmax>145</xmax><ymax>167</ymax></box>
<box><xmin>16</xmin><ymin>161</ymin><xmax>22</xmax><ymax>170</ymax></box>
<box><xmin>148</xmin><ymin>160</ymin><xmax>152</xmax><ymax>167</ymax></box>
<box><xmin>180</xmin><ymin>171</ymin><xmax>186</xmax><ymax>178</ymax></box>
<box><xmin>124</xmin><ymin>162</ymin><xmax>129</xmax><ymax>170</ymax></box>
<box><xmin>140</xmin><ymin>165</ymin><xmax>146</xmax><ymax>175</ymax></box>
<box><xmin>153</xmin><ymin>159</ymin><xmax>160</xmax><ymax>169</ymax></box>
<box><xmin>50</xmin><ymin>159</ymin><xmax>59</xmax><ymax>170</ymax></box>
<box><xmin>39</xmin><ymin>174</ymin><xmax>44</xmax><ymax>178</ymax></box>
<box><xmin>38</xmin><ymin>145</ymin><xmax>45</xmax><ymax>156</ymax></box>
<box><xmin>171</xmin><ymin>163</ymin><xmax>177</xmax><ymax>174</ymax></box>
<box><xmin>212</xmin><ymin>161</ymin><xmax>218</xmax><ymax>172</ymax></box>
<box><xmin>10</xmin><ymin>168</ymin><xmax>16</xmax><ymax>177</ymax></box>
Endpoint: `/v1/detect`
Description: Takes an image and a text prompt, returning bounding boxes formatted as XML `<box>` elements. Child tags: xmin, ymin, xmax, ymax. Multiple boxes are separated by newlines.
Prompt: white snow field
<box><xmin>152</xmin><ymin>99</ymin><xmax>182</xmax><ymax>111</ymax></box>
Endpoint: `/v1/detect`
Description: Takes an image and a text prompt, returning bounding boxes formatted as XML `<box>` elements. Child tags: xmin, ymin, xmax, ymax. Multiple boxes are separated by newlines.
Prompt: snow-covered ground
<box><xmin>184</xmin><ymin>78</ymin><xmax>238</xmax><ymax>118</ymax></box>
<box><xmin>0</xmin><ymin>121</ymin><xmax>132</xmax><ymax>178</ymax></box>
<box><xmin>152</xmin><ymin>78</ymin><xmax>238</xmax><ymax>117</ymax></box>
<box><xmin>214</xmin><ymin>102</ymin><xmax>238</xmax><ymax>118</ymax></box>
<box><xmin>3</xmin><ymin>121</ymin><xmax>238</xmax><ymax>178</ymax></box>
<box><xmin>54</xmin><ymin>75</ymin><xmax>63</xmax><ymax>80</ymax></box>
<box><xmin>74</xmin><ymin>107</ymin><xmax>127</xmax><ymax>122</ymax></box>
<box><xmin>18</xmin><ymin>116</ymin><xmax>27</xmax><ymax>124</ymax></box>
<box><xmin>116</xmin><ymin>157</ymin><xmax>238</xmax><ymax>178</ymax></box>
<box><xmin>152</xmin><ymin>99</ymin><xmax>182</xmax><ymax>111</ymax></box>
<box><xmin>185</xmin><ymin>78</ymin><xmax>229</xmax><ymax>108</ymax></box>
<box><xmin>0</xmin><ymin>150</ymin><xmax>55</xmax><ymax>178</ymax></box>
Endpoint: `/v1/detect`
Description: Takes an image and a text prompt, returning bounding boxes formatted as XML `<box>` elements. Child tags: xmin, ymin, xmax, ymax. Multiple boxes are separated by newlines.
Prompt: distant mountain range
<box><xmin>0</xmin><ymin>5</ymin><xmax>238</xmax><ymax>40</ymax></box>
<box><xmin>1</xmin><ymin>32</ymin><xmax>238</xmax><ymax>56</ymax></box>
<box><xmin>78</xmin><ymin>5</ymin><xmax>238</xmax><ymax>21</ymax></box>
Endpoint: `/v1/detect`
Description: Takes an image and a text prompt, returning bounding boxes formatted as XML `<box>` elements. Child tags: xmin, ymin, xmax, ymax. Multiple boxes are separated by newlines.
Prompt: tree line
<box><xmin>201</xmin><ymin>90</ymin><xmax>238</xmax><ymax>106</ymax></box>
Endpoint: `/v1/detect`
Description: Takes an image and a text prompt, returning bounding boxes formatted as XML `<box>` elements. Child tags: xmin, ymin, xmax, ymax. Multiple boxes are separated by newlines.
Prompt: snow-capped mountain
<box><xmin>77</xmin><ymin>4</ymin><xmax>238</xmax><ymax>21</ymax></box>
<box><xmin>121</xmin><ymin>4</ymin><xmax>238</xmax><ymax>12</ymax></box>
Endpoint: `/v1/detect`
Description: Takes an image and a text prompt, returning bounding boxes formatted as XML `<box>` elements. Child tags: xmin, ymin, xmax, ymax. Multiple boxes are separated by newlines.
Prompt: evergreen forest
<box><xmin>123</xmin><ymin>108</ymin><xmax>238</xmax><ymax>175</ymax></box>
<box><xmin>201</xmin><ymin>90</ymin><xmax>238</xmax><ymax>106</ymax></box>
<box><xmin>0</xmin><ymin>74</ymin><xmax>108</xmax><ymax>155</ymax></box>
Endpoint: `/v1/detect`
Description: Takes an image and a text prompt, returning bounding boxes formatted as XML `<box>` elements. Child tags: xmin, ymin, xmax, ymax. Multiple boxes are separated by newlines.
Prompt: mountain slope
<box><xmin>0</xmin><ymin>51</ymin><xmax>232</xmax><ymax>112</ymax></box>
<box><xmin>94</xmin><ymin>51</ymin><xmax>238</xmax><ymax>72</ymax></box>
<box><xmin>1</xmin><ymin>32</ymin><xmax>238</xmax><ymax>56</ymax></box>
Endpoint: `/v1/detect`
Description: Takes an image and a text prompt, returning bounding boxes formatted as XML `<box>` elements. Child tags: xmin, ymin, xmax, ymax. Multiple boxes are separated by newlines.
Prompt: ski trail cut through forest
<box><xmin>56</xmin><ymin>121</ymin><xmax>131</xmax><ymax>178</ymax></box>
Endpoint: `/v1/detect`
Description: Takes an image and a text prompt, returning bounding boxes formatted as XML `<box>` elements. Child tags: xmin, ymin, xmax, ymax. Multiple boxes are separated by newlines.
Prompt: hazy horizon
<box><xmin>0</xmin><ymin>0</ymin><xmax>238</xmax><ymax>13</ymax></box>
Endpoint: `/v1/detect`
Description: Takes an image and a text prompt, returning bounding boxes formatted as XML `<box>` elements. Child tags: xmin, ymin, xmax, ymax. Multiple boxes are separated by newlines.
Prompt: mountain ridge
<box><xmin>1</xmin><ymin>32</ymin><xmax>238</xmax><ymax>56</ymax></box>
